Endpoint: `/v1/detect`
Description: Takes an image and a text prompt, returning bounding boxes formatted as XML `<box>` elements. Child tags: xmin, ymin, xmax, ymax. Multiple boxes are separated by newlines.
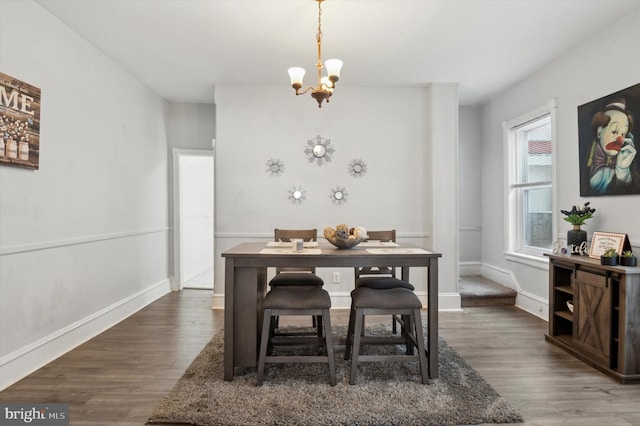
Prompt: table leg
<box><xmin>401</xmin><ymin>266</ymin><xmax>410</xmax><ymax>282</ymax></box>
<box><xmin>224</xmin><ymin>263</ymin><xmax>267</xmax><ymax>381</ymax></box>
<box><xmin>427</xmin><ymin>259</ymin><xmax>439</xmax><ymax>379</ymax></box>
<box><xmin>224</xmin><ymin>258</ymin><xmax>236</xmax><ymax>381</ymax></box>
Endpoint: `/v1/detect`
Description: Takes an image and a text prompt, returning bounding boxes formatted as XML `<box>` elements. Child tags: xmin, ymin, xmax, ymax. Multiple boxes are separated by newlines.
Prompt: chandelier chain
<box><xmin>316</xmin><ymin>0</ymin><xmax>323</xmax><ymax>44</ymax></box>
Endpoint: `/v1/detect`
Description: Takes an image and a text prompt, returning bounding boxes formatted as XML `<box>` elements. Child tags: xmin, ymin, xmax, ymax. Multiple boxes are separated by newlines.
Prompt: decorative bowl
<box><xmin>325</xmin><ymin>236</ymin><xmax>366</xmax><ymax>249</ymax></box>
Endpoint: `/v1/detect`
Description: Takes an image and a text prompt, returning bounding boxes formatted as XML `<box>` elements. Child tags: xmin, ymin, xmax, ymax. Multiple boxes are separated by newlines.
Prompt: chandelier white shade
<box><xmin>288</xmin><ymin>0</ymin><xmax>343</xmax><ymax>108</ymax></box>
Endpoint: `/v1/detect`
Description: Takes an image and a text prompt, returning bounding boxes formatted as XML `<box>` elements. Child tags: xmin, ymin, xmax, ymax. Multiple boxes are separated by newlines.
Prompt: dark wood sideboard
<box><xmin>545</xmin><ymin>253</ymin><xmax>640</xmax><ymax>383</ymax></box>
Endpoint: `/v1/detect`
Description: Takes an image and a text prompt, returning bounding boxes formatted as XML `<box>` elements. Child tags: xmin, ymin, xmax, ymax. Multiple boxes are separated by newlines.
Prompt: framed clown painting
<box><xmin>578</xmin><ymin>82</ymin><xmax>640</xmax><ymax>196</ymax></box>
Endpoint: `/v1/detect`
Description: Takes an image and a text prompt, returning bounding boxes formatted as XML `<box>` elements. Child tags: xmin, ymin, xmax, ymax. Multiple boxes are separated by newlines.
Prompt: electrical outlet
<box><xmin>332</xmin><ymin>272</ymin><xmax>340</xmax><ymax>283</ymax></box>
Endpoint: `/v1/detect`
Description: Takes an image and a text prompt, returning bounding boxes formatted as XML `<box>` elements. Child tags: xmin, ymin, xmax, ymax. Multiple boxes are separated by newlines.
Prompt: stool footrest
<box><xmin>357</xmin><ymin>335</ymin><xmax>412</xmax><ymax>345</ymax></box>
<box><xmin>269</xmin><ymin>336</ymin><xmax>326</xmax><ymax>346</ymax></box>
<box><xmin>265</xmin><ymin>355</ymin><xmax>331</xmax><ymax>363</ymax></box>
<box><xmin>356</xmin><ymin>354</ymin><xmax>421</xmax><ymax>363</ymax></box>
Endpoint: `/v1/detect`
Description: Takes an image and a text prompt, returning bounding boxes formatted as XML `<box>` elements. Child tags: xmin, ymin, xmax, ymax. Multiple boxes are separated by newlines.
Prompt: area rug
<box><xmin>148</xmin><ymin>325</ymin><xmax>523</xmax><ymax>425</ymax></box>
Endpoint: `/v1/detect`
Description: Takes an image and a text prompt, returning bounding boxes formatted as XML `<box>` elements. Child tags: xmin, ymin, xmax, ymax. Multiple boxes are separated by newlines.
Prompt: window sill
<box><xmin>504</xmin><ymin>252</ymin><xmax>549</xmax><ymax>271</ymax></box>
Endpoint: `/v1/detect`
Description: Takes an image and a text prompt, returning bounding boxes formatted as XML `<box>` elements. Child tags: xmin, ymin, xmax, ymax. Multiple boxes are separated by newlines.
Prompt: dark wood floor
<box><xmin>1</xmin><ymin>290</ymin><xmax>639</xmax><ymax>425</ymax></box>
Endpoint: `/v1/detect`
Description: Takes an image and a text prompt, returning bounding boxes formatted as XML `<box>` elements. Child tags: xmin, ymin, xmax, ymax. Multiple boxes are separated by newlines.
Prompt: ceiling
<box><xmin>36</xmin><ymin>0</ymin><xmax>640</xmax><ymax>106</ymax></box>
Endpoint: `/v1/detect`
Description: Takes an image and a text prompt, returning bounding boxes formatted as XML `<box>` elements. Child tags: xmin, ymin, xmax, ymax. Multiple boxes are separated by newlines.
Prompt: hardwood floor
<box><xmin>1</xmin><ymin>289</ymin><xmax>639</xmax><ymax>425</ymax></box>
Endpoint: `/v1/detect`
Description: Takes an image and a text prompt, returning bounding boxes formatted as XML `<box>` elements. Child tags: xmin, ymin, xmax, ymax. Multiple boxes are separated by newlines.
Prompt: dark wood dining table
<box><xmin>221</xmin><ymin>241</ymin><xmax>441</xmax><ymax>381</ymax></box>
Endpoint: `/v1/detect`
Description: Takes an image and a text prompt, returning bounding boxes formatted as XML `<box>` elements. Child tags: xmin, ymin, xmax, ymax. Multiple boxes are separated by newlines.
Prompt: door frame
<box><xmin>172</xmin><ymin>148</ymin><xmax>215</xmax><ymax>290</ymax></box>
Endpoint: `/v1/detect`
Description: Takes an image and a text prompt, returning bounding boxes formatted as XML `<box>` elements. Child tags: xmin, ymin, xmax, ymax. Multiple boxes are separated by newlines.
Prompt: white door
<box><xmin>173</xmin><ymin>149</ymin><xmax>214</xmax><ymax>290</ymax></box>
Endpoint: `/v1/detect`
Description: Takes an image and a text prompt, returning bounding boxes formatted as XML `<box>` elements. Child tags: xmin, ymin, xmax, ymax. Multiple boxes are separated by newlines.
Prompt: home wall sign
<box><xmin>578</xmin><ymin>82</ymin><xmax>640</xmax><ymax>196</ymax></box>
<box><xmin>588</xmin><ymin>232</ymin><xmax>631</xmax><ymax>259</ymax></box>
<box><xmin>0</xmin><ymin>72</ymin><xmax>41</xmax><ymax>170</ymax></box>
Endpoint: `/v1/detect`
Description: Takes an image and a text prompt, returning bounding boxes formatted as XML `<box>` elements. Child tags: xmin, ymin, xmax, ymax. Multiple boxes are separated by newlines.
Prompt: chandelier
<box><xmin>288</xmin><ymin>0</ymin><xmax>343</xmax><ymax>108</ymax></box>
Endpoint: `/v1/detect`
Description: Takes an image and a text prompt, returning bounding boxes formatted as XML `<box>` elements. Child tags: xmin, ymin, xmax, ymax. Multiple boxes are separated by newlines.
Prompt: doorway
<box><xmin>173</xmin><ymin>149</ymin><xmax>214</xmax><ymax>290</ymax></box>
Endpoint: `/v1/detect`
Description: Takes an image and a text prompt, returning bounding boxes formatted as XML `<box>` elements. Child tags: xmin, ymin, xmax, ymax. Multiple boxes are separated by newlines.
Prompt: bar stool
<box><xmin>269</xmin><ymin>228</ymin><xmax>324</xmax><ymax>334</ymax></box>
<box><xmin>344</xmin><ymin>286</ymin><xmax>428</xmax><ymax>385</ymax></box>
<box><xmin>256</xmin><ymin>286</ymin><xmax>336</xmax><ymax>386</ymax></box>
<box><xmin>354</xmin><ymin>229</ymin><xmax>410</xmax><ymax>333</ymax></box>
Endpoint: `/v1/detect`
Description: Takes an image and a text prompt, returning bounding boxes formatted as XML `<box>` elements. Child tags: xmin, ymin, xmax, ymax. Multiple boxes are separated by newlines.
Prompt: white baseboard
<box><xmin>437</xmin><ymin>292</ymin><xmax>463</xmax><ymax>311</ymax></box>
<box><xmin>211</xmin><ymin>293</ymin><xmax>225</xmax><ymax>310</ymax></box>
<box><xmin>479</xmin><ymin>263</ymin><xmax>548</xmax><ymax>320</ymax></box>
<box><xmin>479</xmin><ymin>264</ymin><xmax>517</xmax><ymax>289</ymax></box>
<box><xmin>515</xmin><ymin>291</ymin><xmax>548</xmax><ymax>320</ymax></box>
<box><xmin>0</xmin><ymin>279</ymin><xmax>172</xmax><ymax>391</ymax></box>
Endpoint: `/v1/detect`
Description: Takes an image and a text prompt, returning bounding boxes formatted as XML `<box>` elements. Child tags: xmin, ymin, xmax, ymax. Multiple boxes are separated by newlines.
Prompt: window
<box><xmin>504</xmin><ymin>101</ymin><xmax>556</xmax><ymax>259</ymax></box>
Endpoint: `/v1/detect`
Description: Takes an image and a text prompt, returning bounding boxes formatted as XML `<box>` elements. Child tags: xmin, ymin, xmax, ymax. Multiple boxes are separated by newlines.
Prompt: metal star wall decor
<box><xmin>288</xmin><ymin>185</ymin><xmax>307</xmax><ymax>205</ymax></box>
<box><xmin>329</xmin><ymin>186</ymin><xmax>348</xmax><ymax>205</ymax></box>
<box><xmin>304</xmin><ymin>135</ymin><xmax>335</xmax><ymax>167</ymax></box>
<box><xmin>348</xmin><ymin>158</ymin><xmax>368</xmax><ymax>178</ymax></box>
<box><xmin>265</xmin><ymin>158</ymin><xmax>285</xmax><ymax>176</ymax></box>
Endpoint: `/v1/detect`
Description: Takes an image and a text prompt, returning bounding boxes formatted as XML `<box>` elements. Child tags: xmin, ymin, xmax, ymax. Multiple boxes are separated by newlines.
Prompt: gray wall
<box><xmin>458</xmin><ymin>106</ymin><xmax>482</xmax><ymax>272</ymax></box>
<box><xmin>212</xmin><ymin>83</ymin><xmax>460</xmax><ymax>309</ymax></box>
<box><xmin>166</xmin><ymin>102</ymin><xmax>215</xmax><ymax>282</ymax></box>
<box><xmin>478</xmin><ymin>7</ymin><xmax>640</xmax><ymax>315</ymax></box>
<box><xmin>6</xmin><ymin>0</ymin><xmax>634</xmax><ymax>391</ymax></box>
<box><xmin>0</xmin><ymin>0</ymin><xmax>171</xmax><ymax>389</ymax></box>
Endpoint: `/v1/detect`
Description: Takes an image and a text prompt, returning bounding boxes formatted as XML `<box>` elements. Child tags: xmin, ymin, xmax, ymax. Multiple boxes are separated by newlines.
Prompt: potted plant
<box><xmin>560</xmin><ymin>202</ymin><xmax>596</xmax><ymax>252</ymax></box>
<box><xmin>600</xmin><ymin>247</ymin><xmax>619</xmax><ymax>266</ymax></box>
<box><xmin>620</xmin><ymin>250</ymin><xmax>637</xmax><ymax>267</ymax></box>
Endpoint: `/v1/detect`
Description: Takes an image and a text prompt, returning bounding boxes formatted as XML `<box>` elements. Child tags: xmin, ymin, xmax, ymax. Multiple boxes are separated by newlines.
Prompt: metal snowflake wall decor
<box><xmin>265</xmin><ymin>158</ymin><xmax>285</xmax><ymax>176</ymax></box>
<box><xmin>304</xmin><ymin>135</ymin><xmax>335</xmax><ymax>167</ymax></box>
<box><xmin>348</xmin><ymin>158</ymin><xmax>368</xmax><ymax>178</ymax></box>
<box><xmin>329</xmin><ymin>186</ymin><xmax>348</xmax><ymax>205</ymax></box>
<box><xmin>288</xmin><ymin>185</ymin><xmax>307</xmax><ymax>205</ymax></box>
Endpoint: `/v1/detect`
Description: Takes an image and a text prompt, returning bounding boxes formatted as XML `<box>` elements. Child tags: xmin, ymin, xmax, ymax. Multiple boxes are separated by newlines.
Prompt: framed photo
<box><xmin>0</xmin><ymin>72</ymin><xmax>41</xmax><ymax>170</ymax></box>
<box><xmin>588</xmin><ymin>232</ymin><xmax>629</xmax><ymax>258</ymax></box>
<box><xmin>577</xmin><ymin>82</ymin><xmax>640</xmax><ymax>196</ymax></box>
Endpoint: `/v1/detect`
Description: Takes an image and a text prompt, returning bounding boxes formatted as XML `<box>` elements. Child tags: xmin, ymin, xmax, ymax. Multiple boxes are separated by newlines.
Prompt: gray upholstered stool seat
<box><xmin>268</xmin><ymin>275</ymin><xmax>326</xmax><ymax>336</ymax></box>
<box><xmin>345</xmin><ymin>287</ymin><xmax>428</xmax><ymax>385</ymax></box>
<box><xmin>257</xmin><ymin>287</ymin><xmax>336</xmax><ymax>386</ymax></box>
<box><xmin>355</xmin><ymin>277</ymin><xmax>415</xmax><ymax>291</ymax></box>
<box><xmin>354</xmin><ymin>277</ymin><xmax>415</xmax><ymax>334</ymax></box>
<box><xmin>263</xmin><ymin>286</ymin><xmax>331</xmax><ymax>309</ymax></box>
<box><xmin>269</xmin><ymin>272</ymin><xmax>325</xmax><ymax>287</ymax></box>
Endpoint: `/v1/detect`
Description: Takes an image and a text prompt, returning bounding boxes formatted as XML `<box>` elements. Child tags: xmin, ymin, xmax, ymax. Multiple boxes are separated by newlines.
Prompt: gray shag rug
<box><xmin>148</xmin><ymin>325</ymin><xmax>522</xmax><ymax>425</ymax></box>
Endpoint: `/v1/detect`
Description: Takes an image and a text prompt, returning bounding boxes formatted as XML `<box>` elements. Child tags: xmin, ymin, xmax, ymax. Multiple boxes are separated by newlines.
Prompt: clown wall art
<box><xmin>578</xmin><ymin>83</ymin><xmax>639</xmax><ymax>196</ymax></box>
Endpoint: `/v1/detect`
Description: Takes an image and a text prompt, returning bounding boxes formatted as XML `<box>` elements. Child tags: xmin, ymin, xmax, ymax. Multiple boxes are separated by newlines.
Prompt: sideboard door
<box><xmin>573</xmin><ymin>270</ymin><xmax>611</xmax><ymax>367</ymax></box>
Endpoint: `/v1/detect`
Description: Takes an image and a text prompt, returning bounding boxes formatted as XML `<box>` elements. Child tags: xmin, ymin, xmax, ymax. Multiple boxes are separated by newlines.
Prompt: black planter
<box><xmin>620</xmin><ymin>256</ymin><xmax>637</xmax><ymax>267</ymax></box>
<box><xmin>567</xmin><ymin>228</ymin><xmax>587</xmax><ymax>253</ymax></box>
<box><xmin>601</xmin><ymin>255</ymin><xmax>618</xmax><ymax>266</ymax></box>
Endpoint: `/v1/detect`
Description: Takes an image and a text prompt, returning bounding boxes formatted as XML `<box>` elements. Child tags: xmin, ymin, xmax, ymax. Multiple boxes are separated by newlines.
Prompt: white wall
<box><xmin>167</xmin><ymin>103</ymin><xmax>215</xmax><ymax>282</ymax></box>
<box><xmin>168</xmin><ymin>103</ymin><xmax>216</xmax><ymax>151</ymax></box>
<box><xmin>0</xmin><ymin>0</ymin><xmax>171</xmax><ymax>389</ymax></box>
<box><xmin>213</xmin><ymin>83</ymin><xmax>460</xmax><ymax>309</ymax></box>
<box><xmin>458</xmin><ymin>106</ymin><xmax>482</xmax><ymax>273</ymax></box>
<box><xmin>479</xmin><ymin>7</ymin><xmax>640</xmax><ymax>317</ymax></box>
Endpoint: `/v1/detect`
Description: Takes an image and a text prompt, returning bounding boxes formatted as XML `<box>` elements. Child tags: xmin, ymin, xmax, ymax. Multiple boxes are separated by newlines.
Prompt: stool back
<box><xmin>274</xmin><ymin>228</ymin><xmax>318</xmax><ymax>274</ymax></box>
<box><xmin>355</xmin><ymin>230</ymin><xmax>397</xmax><ymax>279</ymax></box>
